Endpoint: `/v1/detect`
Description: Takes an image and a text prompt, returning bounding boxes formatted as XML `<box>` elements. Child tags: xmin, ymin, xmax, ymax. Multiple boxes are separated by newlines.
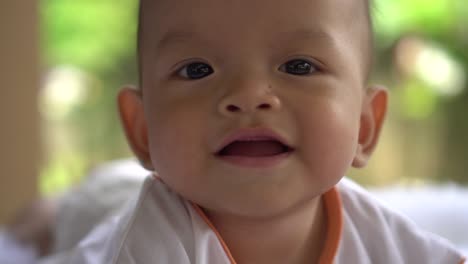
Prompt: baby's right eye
<box><xmin>177</xmin><ymin>62</ymin><xmax>214</xmax><ymax>79</ymax></box>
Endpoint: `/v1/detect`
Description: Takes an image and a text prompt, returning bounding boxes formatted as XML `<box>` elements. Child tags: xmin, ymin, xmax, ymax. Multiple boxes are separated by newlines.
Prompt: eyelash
<box><xmin>176</xmin><ymin>59</ymin><xmax>320</xmax><ymax>80</ymax></box>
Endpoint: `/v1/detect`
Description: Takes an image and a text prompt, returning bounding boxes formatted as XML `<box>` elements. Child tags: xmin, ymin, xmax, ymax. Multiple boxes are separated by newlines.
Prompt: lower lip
<box><xmin>215</xmin><ymin>151</ymin><xmax>293</xmax><ymax>168</ymax></box>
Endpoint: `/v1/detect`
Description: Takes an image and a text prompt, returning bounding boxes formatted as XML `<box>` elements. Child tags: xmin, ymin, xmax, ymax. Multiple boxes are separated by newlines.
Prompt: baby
<box><xmin>70</xmin><ymin>0</ymin><xmax>466</xmax><ymax>263</ymax></box>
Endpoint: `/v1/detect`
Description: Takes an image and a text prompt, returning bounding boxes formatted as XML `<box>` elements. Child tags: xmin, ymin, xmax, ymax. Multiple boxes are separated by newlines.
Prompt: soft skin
<box><xmin>118</xmin><ymin>0</ymin><xmax>387</xmax><ymax>263</ymax></box>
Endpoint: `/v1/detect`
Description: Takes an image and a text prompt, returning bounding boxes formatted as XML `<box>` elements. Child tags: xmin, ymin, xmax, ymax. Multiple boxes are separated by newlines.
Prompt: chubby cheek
<box><xmin>297</xmin><ymin>103</ymin><xmax>360</xmax><ymax>188</ymax></box>
<box><xmin>145</xmin><ymin>105</ymin><xmax>209</xmax><ymax>194</ymax></box>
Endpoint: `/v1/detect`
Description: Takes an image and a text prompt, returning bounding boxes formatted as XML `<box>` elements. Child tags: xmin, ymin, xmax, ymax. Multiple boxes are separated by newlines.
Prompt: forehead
<box><xmin>140</xmin><ymin>0</ymin><xmax>367</xmax><ymax>50</ymax></box>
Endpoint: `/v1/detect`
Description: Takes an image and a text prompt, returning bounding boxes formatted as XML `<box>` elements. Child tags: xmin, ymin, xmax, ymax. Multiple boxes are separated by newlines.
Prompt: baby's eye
<box><xmin>177</xmin><ymin>62</ymin><xmax>214</xmax><ymax>79</ymax></box>
<box><xmin>279</xmin><ymin>59</ymin><xmax>318</xmax><ymax>76</ymax></box>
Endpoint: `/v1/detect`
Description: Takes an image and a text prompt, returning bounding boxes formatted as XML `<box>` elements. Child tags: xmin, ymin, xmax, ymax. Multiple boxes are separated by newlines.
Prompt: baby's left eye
<box><xmin>279</xmin><ymin>59</ymin><xmax>318</xmax><ymax>76</ymax></box>
<box><xmin>177</xmin><ymin>62</ymin><xmax>214</xmax><ymax>80</ymax></box>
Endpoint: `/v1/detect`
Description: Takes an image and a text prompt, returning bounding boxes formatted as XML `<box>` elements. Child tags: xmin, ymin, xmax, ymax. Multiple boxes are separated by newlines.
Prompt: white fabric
<box><xmin>68</xmin><ymin>177</ymin><xmax>465</xmax><ymax>264</ymax></box>
<box><xmin>370</xmin><ymin>184</ymin><xmax>468</xmax><ymax>255</ymax></box>
<box><xmin>69</xmin><ymin>177</ymin><xmax>230</xmax><ymax>264</ymax></box>
<box><xmin>335</xmin><ymin>179</ymin><xmax>464</xmax><ymax>264</ymax></box>
<box><xmin>53</xmin><ymin>159</ymin><xmax>148</xmax><ymax>254</ymax></box>
<box><xmin>0</xmin><ymin>230</ymin><xmax>38</xmax><ymax>264</ymax></box>
<box><xmin>39</xmin><ymin>159</ymin><xmax>148</xmax><ymax>264</ymax></box>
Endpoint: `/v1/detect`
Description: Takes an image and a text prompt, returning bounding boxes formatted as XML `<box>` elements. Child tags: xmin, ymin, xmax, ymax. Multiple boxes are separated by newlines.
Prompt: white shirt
<box><xmin>69</xmin><ymin>176</ymin><xmax>466</xmax><ymax>264</ymax></box>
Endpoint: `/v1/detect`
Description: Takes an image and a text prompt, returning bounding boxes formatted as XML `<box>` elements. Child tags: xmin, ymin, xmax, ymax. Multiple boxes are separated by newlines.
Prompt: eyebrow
<box><xmin>270</xmin><ymin>28</ymin><xmax>339</xmax><ymax>49</ymax></box>
<box><xmin>154</xmin><ymin>31</ymin><xmax>200</xmax><ymax>55</ymax></box>
<box><xmin>154</xmin><ymin>28</ymin><xmax>338</xmax><ymax>54</ymax></box>
<box><xmin>278</xmin><ymin>28</ymin><xmax>336</xmax><ymax>41</ymax></box>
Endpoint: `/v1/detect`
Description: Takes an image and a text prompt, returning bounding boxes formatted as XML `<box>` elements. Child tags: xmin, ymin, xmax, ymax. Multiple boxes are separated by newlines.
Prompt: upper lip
<box><xmin>214</xmin><ymin>128</ymin><xmax>293</xmax><ymax>155</ymax></box>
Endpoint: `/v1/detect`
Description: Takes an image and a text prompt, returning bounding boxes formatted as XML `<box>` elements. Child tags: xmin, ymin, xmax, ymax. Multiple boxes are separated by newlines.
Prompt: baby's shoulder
<box><xmin>68</xmin><ymin>177</ymin><xmax>195</xmax><ymax>264</ymax></box>
<box><xmin>335</xmin><ymin>178</ymin><xmax>464</xmax><ymax>264</ymax></box>
<box><xmin>68</xmin><ymin>177</ymin><xmax>230</xmax><ymax>264</ymax></box>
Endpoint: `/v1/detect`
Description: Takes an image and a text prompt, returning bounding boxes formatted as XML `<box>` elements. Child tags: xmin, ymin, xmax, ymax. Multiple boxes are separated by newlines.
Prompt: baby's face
<box><xmin>133</xmin><ymin>0</ymin><xmax>382</xmax><ymax>217</ymax></box>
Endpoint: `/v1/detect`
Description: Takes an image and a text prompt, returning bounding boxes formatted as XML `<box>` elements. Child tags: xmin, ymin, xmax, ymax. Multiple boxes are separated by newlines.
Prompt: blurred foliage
<box><xmin>40</xmin><ymin>0</ymin><xmax>468</xmax><ymax>194</ymax></box>
<box><xmin>43</xmin><ymin>0</ymin><xmax>138</xmax><ymax>73</ymax></box>
<box><xmin>366</xmin><ymin>0</ymin><xmax>468</xmax><ymax>186</ymax></box>
<box><xmin>40</xmin><ymin>0</ymin><xmax>139</xmax><ymax>193</ymax></box>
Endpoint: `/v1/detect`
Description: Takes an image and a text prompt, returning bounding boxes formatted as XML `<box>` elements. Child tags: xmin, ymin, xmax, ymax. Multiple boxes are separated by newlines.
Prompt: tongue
<box><xmin>220</xmin><ymin>140</ymin><xmax>286</xmax><ymax>157</ymax></box>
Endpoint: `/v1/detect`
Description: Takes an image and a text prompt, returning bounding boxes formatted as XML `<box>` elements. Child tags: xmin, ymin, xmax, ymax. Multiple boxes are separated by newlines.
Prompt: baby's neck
<box><xmin>203</xmin><ymin>196</ymin><xmax>326</xmax><ymax>264</ymax></box>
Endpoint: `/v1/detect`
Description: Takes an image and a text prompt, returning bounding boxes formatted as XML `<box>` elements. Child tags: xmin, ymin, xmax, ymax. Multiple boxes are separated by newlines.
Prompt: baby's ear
<box><xmin>352</xmin><ymin>85</ymin><xmax>388</xmax><ymax>168</ymax></box>
<box><xmin>117</xmin><ymin>86</ymin><xmax>154</xmax><ymax>171</ymax></box>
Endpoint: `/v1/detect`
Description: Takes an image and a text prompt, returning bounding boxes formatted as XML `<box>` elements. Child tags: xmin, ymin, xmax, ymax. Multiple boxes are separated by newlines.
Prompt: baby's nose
<box><xmin>217</xmin><ymin>81</ymin><xmax>281</xmax><ymax>116</ymax></box>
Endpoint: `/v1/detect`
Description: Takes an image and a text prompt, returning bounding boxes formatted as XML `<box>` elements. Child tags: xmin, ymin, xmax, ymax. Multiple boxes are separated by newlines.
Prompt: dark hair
<box><xmin>364</xmin><ymin>0</ymin><xmax>375</xmax><ymax>82</ymax></box>
<box><xmin>137</xmin><ymin>1</ymin><xmax>145</xmax><ymax>89</ymax></box>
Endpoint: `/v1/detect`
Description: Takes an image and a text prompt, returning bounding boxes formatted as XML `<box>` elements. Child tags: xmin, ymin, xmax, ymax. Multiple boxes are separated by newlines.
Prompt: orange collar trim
<box><xmin>192</xmin><ymin>204</ymin><xmax>237</xmax><ymax>263</ymax></box>
<box><xmin>319</xmin><ymin>186</ymin><xmax>343</xmax><ymax>264</ymax></box>
<box><xmin>192</xmin><ymin>186</ymin><xmax>344</xmax><ymax>264</ymax></box>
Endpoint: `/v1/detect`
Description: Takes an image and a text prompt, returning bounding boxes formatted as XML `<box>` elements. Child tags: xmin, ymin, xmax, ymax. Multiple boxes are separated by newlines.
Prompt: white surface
<box><xmin>370</xmin><ymin>184</ymin><xmax>468</xmax><ymax>256</ymax></box>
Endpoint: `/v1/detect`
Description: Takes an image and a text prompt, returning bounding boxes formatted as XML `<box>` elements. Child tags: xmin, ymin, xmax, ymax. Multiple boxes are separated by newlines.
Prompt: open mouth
<box><xmin>217</xmin><ymin>139</ymin><xmax>294</xmax><ymax>157</ymax></box>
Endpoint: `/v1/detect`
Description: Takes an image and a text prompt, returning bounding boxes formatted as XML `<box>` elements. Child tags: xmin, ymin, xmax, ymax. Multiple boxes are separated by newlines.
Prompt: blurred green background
<box><xmin>39</xmin><ymin>0</ymin><xmax>468</xmax><ymax>194</ymax></box>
